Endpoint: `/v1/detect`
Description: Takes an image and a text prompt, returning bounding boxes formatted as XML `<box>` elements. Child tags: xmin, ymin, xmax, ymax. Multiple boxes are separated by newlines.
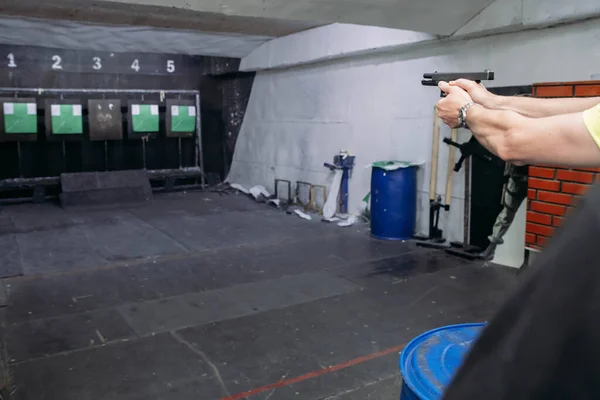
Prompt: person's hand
<box><xmin>450</xmin><ymin>79</ymin><xmax>497</xmax><ymax>109</ymax></box>
<box><xmin>436</xmin><ymin>81</ymin><xmax>472</xmax><ymax>128</ymax></box>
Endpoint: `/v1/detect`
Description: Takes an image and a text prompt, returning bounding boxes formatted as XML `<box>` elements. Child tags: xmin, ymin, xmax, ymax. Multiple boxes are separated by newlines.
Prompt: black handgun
<box><xmin>422</xmin><ymin>70</ymin><xmax>494</xmax><ymax>97</ymax></box>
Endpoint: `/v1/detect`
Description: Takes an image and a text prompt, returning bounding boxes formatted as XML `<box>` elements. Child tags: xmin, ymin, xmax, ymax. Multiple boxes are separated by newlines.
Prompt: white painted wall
<box><xmin>240</xmin><ymin>24</ymin><xmax>438</xmax><ymax>71</ymax></box>
<box><xmin>227</xmin><ymin>17</ymin><xmax>600</xmax><ymax>242</ymax></box>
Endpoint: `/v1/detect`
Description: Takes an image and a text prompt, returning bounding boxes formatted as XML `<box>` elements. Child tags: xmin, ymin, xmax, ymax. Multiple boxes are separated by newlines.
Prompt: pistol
<box><xmin>422</xmin><ymin>70</ymin><xmax>494</xmax><ymax>97</ymax></box>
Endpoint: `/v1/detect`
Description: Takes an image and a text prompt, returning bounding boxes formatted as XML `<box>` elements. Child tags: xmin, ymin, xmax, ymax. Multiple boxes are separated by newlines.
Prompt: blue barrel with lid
<box><xmin>399</xmin><ymin>323</ymin><xmax>485</xmax><ymax>400</ymax></box>
<box><xmin>370</xmin><ymin>161</ymin><xmax>418</xmax><ymax>240</ymax></box>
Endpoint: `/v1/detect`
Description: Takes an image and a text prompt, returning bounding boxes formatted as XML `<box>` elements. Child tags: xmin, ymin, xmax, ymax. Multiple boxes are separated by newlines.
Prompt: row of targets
<box><xmin>0</xmin><ymin>98</ymin><xmax>197</xmax><ymax>142</ymax></box>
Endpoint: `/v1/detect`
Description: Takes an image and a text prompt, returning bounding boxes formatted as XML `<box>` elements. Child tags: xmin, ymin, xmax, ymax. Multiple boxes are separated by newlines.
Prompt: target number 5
<box><xmin>167</xmin><ymin>60</ymin><xmax>175</xmax><ymax>73</ymax></box>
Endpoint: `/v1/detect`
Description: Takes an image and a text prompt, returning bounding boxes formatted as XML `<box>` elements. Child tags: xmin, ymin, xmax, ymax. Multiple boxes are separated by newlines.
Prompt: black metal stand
<box><xmin>414</xmin><ymin>195</ymin><xmax>450</xmax><ymax>249</ymax></box>
<box><xmin>445</xmin><ymin>242</ymin><xmax>485</xmax><ymax>260</ymax></box>
<box><xmin>418</xmin><ymin>136</ymin><xmax>502</xmax><ymax>259</ymax></box>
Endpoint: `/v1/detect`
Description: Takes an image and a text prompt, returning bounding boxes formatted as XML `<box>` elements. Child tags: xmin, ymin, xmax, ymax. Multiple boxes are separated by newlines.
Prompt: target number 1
<box><xmin>7</xmin><ymin>53</ymin><xmax>16</xmax><ymax>68</ymax></box>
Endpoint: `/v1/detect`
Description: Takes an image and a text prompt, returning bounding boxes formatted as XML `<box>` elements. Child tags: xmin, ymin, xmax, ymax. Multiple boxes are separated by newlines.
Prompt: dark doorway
<box><xmin>468</xmin><ymin>85</ymin><xmax>532</xmax><ymax>248</ymax></box>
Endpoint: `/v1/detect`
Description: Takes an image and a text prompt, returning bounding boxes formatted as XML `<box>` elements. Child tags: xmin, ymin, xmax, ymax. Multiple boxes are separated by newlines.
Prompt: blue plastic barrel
<box><xmin>399</xmin><ymin>323</ymin><xmax>485</xmax><ymax>400</ymax></box>
<box><xmin>370</xmin><ymin>163</ymin><xmax>417</xmax><ymax>240</ymax></box>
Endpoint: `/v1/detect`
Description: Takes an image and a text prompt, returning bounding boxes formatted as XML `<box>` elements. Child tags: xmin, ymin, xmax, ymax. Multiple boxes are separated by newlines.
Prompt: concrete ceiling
<box><xmin>0</xmin><ymin>17</ymin><xmax>275</xmax><ymax>58</ymax></box>
<box><xmin>0</xmin><ymin>0</ymin><xmax>324</xmax><ymax>38</ymax></box>
<box><xmin>0</xmin><ymin>0</ymin><xmax>495</xmax><ymax>37</ymax></box>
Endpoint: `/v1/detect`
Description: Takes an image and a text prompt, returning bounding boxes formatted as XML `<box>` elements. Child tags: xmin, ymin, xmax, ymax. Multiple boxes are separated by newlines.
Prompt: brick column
<box><xmin>526</xmin><ymin>81</ymin><xmax>600</xmax><ymax>250</ymax></box>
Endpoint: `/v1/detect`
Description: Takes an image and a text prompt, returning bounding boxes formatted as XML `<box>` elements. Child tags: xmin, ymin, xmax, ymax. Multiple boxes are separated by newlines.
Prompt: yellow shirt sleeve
<box><xmin>583</xmin><ymin>104</ymin><xmax>600</xmax><ymax>149</ymax></box>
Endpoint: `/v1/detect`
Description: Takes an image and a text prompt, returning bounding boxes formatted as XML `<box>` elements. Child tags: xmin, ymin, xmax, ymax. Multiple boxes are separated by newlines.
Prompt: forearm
<box><xmin>490</xmin><ymin>95</ymin><xmax>600</xmax><ymax>118</ymax></box>
<box><xmin>463</xmin><ymin>106</ymin><xmax>520</xmax><ymax>161</ymax></box>
<box><xmin>465</xmin><ymin>105</ymin><xmax>600</xmax><ymax>167</ymax></box>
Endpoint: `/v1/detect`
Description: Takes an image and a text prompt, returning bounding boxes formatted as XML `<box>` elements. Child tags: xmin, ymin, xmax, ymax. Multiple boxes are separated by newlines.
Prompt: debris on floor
<box><xmin>338</xmin><ymin>215</ymin><xmax>358</xmax><ymax>227</ymax></box>
<box><xmin>293</xmin><ymin>209</ymin><xmax>312</xmax><ymax>220</ymax></box>
<box><xmin>249</xmin><ymin>185</ymin><xmax>271</xmax><ymax>201</ymax></box>
<box><xmin>229</xmin><ymin>183</ymin><xmax>249</xmax><ymax>194</ymax></box>
<box><xmin>267</xmin><ymin>198</ymin><xmax>281</xmax><ymax>208</ymax></box>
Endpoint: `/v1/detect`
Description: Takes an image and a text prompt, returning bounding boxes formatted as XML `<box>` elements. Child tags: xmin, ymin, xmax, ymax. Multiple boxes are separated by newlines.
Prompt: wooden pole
<box><xmin>463</xmin><ymin>151</ymin><xmax>471</xmax><ymax>245</ymax></box>
<box><xmin>429</xmin><ymin>106</ymin><xmax>440</xmax><ymax>201</ymax></box>
<box><xmin>444</xmin><ymin>128</ymin><xmax>458</xmax><ymax>206</ymax></box>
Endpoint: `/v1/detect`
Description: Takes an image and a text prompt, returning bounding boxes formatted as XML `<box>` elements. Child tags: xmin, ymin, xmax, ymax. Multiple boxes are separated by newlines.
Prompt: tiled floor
<box><xmin>0</xmin><ymin>191</ymin><xmax>518</xmax><ymax>399</ymax></box>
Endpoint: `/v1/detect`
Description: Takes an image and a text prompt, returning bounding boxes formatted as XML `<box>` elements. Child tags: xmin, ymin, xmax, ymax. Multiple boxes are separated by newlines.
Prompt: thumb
<box><xmin>450</xmin><ymin>78</ymin><xmax>481</xmax><ymax>92</ymax></box>
<box><xmin>438</xmin><ymin>81</ymin><xmax>452</xmax><ymax>93</ymax></box>
<box><xmin>439</xmin><ymin>81</ymin><xmax>463</xmax><ymax>95</ymax></box>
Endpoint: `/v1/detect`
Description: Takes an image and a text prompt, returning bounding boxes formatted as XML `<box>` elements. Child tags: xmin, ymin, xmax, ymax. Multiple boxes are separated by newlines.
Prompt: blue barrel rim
<box><xmin>399</xmin><ymin>323</ymin><xmax>486</xmax><ymax>400</ymax></box>
<box><xmin>370</xmin><ymin>233</ymin><xmax>412</xmax><ymax>241</ymax></box>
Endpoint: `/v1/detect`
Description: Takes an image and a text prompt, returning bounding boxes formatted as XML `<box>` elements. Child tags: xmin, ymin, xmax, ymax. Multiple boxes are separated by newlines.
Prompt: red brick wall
<box><xmin>526</xmin><ymin>81</ymin><xmax>600</xmax><ymax>249</ymax></box>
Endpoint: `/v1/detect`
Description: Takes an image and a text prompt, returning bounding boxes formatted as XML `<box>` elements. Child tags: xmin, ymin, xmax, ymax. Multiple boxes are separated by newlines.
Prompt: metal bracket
<box><xmin>274</xmin><ymin>179</ymin><xmax>292</xmax><ymax>203</ymax></box>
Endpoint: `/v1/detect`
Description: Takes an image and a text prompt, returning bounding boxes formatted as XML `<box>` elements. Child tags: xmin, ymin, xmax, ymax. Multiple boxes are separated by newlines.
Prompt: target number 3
<box><xmin>93</xmin><ymin>57</ymin><xmax>102</xmax><ymax>70</ymax></box>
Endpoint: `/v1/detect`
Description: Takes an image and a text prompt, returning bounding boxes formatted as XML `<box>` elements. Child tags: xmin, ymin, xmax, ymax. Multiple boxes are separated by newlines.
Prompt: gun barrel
<box><xmin>421</xmin><ymin>70</ymin><xmax>495</xmax><ymax>86</ymax></box>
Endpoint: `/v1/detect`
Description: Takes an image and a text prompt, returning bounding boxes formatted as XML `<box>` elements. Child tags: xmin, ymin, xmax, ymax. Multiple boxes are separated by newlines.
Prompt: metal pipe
<box><xmin>178</xmin><ymin>137</ymin><xmax>182</xmax><ymax>169</ymax></box>
<box><xmin>340</xmin><ymin>168</ymin><xmax>349</xmax><ymax>214</ymax></box>
<box><xmin>104</xmin><ymin>141</ymin><xmax>108</xmax><ymax>171</ymax></box>
<box><xmin>0</xmin><ymin>88</ymin><xmax>199</xmax><ymax>95</ymax></box>
<box><xmin>195</xmin><ymin>93</ymin><xmax>205</xmax><ymax>188</ymax></box>
<box><xmin>0</xmin><ymin>195</ymin><xmax>58</xmax><ymax>205</ymax></box>
<box><xmin>0</xmin><ymin>168</ymin><xmax>204</xmax><ymax>188</ymax></box>
<box><xmin>17</xmin><ymin>141</ymin><xmax>23</xmax><ymax>178</ymax></box>
<box><xmin>0</xmin><ymin>183</ymin><xmax>205</xmax><ymax>204</ymax></box>
<box><xmin>62</xmin><ymin>141</ymin><xmax>67</xmax><ymax>172</ymax></box>
<box><xmin>142</xmin><ymin>138</ymin><xmax>147</xmax><ymax>170</ymax></box>
<box><xmin>152</xmin><ymin>183</ymin><xmax>204</xmax><ymax>193</ymax></box>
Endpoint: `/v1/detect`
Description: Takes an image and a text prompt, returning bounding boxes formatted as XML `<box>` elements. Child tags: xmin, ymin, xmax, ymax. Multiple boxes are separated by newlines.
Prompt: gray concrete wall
<box><xmin>226</xmin><ymin>17</ymin><xmax>600</xmax><ymax>245</ymax></box>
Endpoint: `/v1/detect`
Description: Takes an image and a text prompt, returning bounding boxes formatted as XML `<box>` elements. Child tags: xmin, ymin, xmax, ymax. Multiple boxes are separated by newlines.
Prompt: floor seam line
<box><xmin>122</xmin><ymin>208</ymin><xmax>194</xmax><ymax>253</ymax></box>
<box><xmin>170</xmin><ymin>331</ymin><xmax>232</xmax><ymax>397</ymax></box>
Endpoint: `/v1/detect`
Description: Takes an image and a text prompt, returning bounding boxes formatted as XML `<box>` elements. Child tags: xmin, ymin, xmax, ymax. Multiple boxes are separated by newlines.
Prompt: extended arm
<box><xmin>450</xmin><ymin>79</ymin><xmax>600</xmax><ymax>118</ymax></box>
<box><xmin>465</xmin><ymin>106</ymin><xmax>600</xmax><ymax>167</ymax></box>
<box><xmin>491</xmin><ymin>95</ymin><xmax>600</xmax><ymax>118</ymax></box>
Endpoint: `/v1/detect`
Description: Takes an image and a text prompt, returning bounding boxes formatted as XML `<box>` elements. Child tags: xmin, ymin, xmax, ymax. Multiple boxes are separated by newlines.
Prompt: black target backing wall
<box><xmin>0</xmin><ymin>43</ymin><xmax>254</xmax><ymax>183</ymax></box>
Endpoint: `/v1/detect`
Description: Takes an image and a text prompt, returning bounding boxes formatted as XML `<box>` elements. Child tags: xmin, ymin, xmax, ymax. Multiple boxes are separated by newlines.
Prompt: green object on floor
<box><xmin>4</xmin><ymin>102</ymin><xmax>37</xmax><ymax>134</ymax></box>
<box><xmin>51</xmin><ymin>104</ymin><xmax>83</xmax><ymax>135</ymax></box>
<box><xmin>171</xmin><ymin>105</ymin><xmax>196</xmax><ymax>132</ymax></box>
<box><xmin>131</xmin><ymin>104</ymin><xmax>159</xmax><ymax>133</ymax></box>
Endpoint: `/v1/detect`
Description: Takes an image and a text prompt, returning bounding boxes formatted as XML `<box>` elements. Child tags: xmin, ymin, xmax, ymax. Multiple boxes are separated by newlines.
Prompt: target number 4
<box><xmin>131</xmin><ymin>59</ymin><xmax>140</xmax><ymax>72</ymax></box>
